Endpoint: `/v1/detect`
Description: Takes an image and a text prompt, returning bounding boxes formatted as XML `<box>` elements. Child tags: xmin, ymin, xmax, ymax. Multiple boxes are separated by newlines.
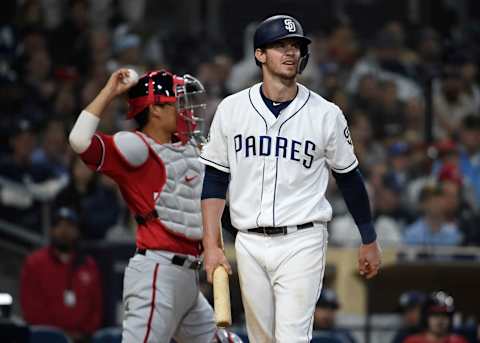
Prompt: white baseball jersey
<box><xmin>200</xmin><ymin>82</ymin><xmax>358</xmax><ymax>229</ymax></box>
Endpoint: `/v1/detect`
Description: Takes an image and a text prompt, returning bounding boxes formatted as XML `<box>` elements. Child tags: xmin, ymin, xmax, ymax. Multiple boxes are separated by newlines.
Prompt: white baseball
<box><xmin>122</xmin><ymin>69</ymin><xmax>139</xmax><ymax>84</ymax></box>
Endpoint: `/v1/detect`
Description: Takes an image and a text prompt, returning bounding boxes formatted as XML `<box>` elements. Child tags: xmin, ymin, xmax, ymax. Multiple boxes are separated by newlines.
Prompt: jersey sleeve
<box><xmin>199</xmin><ymin>101</ymin><xmax>230</xmax><ymax>173</ymax></box>
<box><xmin>79</xmin><ymin>132</ymin><xmax>131</xmax><ymax>178</ymax></box>
<box><xmin>324</xmin><ymin>107</ymin><xmax>359</xmax><ymax>174</ymax></box>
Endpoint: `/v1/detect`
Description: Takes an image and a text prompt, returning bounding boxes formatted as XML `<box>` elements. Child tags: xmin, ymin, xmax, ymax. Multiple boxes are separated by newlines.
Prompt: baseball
<box><xmin>122</xmin><ymin>69</ymin><xmax>139</xmax><ymax>85</ymax></box>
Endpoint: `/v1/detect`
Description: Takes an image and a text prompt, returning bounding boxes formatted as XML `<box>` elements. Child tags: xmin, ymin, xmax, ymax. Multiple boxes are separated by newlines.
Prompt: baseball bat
<box><xmin>212</xmin><ymin>226</ymin><xmax>232</xmax><ymax>327</ymax></box>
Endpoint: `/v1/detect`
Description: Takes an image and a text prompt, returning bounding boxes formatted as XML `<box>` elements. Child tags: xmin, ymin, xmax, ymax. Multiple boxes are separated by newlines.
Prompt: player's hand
<box><xmin>203</xmin><ymin>246</ymin><xmax>232</xmax><ymax>283</ymax></box>
<box><xmin>358</xmin><ymin>240</ymin><xmax>382</xmax><ymax>279</ymax></box>
<box><xmin>102</xmin><ymin>68</ymin><xmax>137</xmax><ymax>98</ymax></box>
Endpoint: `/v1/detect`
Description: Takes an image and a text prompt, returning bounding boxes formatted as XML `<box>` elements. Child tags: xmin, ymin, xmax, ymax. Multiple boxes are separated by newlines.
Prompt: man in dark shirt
<box><xmin>0</xmin><ymin>119</ymin><xmax>59</xmax><ymax>231</ymax></box>
<box><xmin>392</xmin><ymin>291</ymin><xmax>426</xmax><ymax>343</ymax></box>
<box><xmin>313</xmin><ymin>288</ymin><xmax>356</xmax><ymax>343</ymax></box>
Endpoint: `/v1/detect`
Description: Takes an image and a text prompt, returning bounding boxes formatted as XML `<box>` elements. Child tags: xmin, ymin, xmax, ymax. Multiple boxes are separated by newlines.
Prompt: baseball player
<box><xmin>68</xmin><ymin>69</ymin><xmax>216</xmax><ymax>343</ymax></box>
<box><xmin>200</xmin><ymin>15</ymin><xmax>382</xmax><ymax>343</ymax></box>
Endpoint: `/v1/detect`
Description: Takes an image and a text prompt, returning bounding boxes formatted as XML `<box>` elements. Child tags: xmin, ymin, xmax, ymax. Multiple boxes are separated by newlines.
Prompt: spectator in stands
<box><xmin>392</xmin><ymin>290</ymin><xmax>426</xmax><ymax>343</ymax></box>
<box><xmin>433</xmin><ymin>64</ymin><xmax>478</xmax><ymax>139</ymax></box>
<box><xmin>371</xmin><ymin>80</ymin><xmax>406</xmax><ymax>141</ymax></box>
<box><xmin>460</xmin><ymin>58</ymin><xmax>480</xmax><ymax>113</ymax></box>
<box><xmin>50</xmin><ymin>0</ymin><xmax>91</xmax><ymax>73</ymax></box>
<box><xmin>0</xmin><ymin>119</ymin><xmax>64</xmax><ymax>231</ymax></box>
<box><xmin>404</xmin><ymin>291</ymin><xmax>468</xmax><ymax>343</ymax></box>
<box><xmin>348</xmin><ymin>109</ymin><xmax>386</xmax><ymax>171</ymax></box>
<box><xmin>437</xmin><ymin>170</ymin><xmax>480</xmax><ymax>247</ymax></box>
<box><xmin>31</xmin><ymin>118</ymin><xmax>71</xmax><ymax>178</ymax></box>
<box><xmin>351</xmin><ymin>73</ymin><xmax>379</xmax><ymax>113</ymax></box>
<box><xmin>55</xmin><ymin>155</ymin><xmax>121</xmax><ymax>240</ymax></box>
<box><xmin>313</xmin><ymin>288</ymin><xmax>356</xmax><ymax>343</ymax></box>
<box><xmin>18</xmin><ymin>47</ymin><xmax>56</xmax><ymax>125</ymax></box>
<box><xmin>20</xmin><ymin>206</ymin><xmax>102</xmax><ymax>343</ymax></box>
<box><xmin>374</xmin><ymin>172</ymin><xmax>413</xmax><ymax>227</ymax></box>
<box><xmin>403</xmin><ymin>183</ymin><xmax>463</xmax><ymax>246</ymax></box>
<box><xmin>457</xmin><ymin>115</ymin><xmax>480</xmax><ymax>210</ymax></box>
<box><xmin>330</xmin><ymin>171</ymin><xmax>403</xmax><ymax>247</ymax></box>
<box><xmin>347</xmin><ymin>27</ymin><xmax>422</xmax><ymax>102</ymax></box>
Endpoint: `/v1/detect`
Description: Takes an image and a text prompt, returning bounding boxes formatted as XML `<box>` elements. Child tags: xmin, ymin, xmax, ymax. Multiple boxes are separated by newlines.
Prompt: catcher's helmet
<box><xmin>253</xmin><ymin>14</ymin><xmax>311</xmax><ymax>73</ymax></box>
<box><xmin>127</xmin><ymin>70</ymin><xmax>207</xmax><ymax>144</ymax></box>
<box><xmin>212</xmin><ymin>329</ymin><xmax>244</xmax><ymax>343</ymax></box>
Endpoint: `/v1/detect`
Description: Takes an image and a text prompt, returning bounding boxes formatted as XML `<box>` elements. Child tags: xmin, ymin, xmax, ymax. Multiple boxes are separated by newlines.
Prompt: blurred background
<box><xmin>0</xmin><ymin>0</ymin><xmax>480</xmax><ymax>342</ymax></box>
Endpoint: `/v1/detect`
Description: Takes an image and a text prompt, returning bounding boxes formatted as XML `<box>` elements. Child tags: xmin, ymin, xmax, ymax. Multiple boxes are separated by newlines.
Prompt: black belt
<box><xmin>247</xmin><ymin>222</ymin><xmax>314</xmax><ymax>235</ymax></box>
<box><xmin>134</xmin><ymin>210</ymin><xmax>158</xmax><ymax>225</ymax></box>
<box><xmin>136</xmin><ymin>249</ymin><xmax>202</xmax><ymax>270</ymax></box>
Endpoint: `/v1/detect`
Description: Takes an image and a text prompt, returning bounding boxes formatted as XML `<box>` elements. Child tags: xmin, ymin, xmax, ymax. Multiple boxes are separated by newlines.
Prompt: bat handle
<box><xmin>213</xmin><ymin>265</ymin><xmax>232</xmax><ymax>327</ymax></box>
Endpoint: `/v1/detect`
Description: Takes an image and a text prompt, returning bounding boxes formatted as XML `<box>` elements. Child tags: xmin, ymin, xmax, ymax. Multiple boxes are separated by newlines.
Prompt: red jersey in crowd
<box><xmin>404</xmin><ymin>333</ymin><xmax>469</xmax><ymax>343</ymax></box>
<box><xmin>20</xmin><ymin>247</ymin><xmax>103</xmax><ymax>334</ymax></box>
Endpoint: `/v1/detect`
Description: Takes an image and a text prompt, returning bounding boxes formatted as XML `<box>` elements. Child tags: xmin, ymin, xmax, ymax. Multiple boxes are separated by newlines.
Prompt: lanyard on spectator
<box><xmin>64</xmin><ymin>258</ymin><xmax>77</xmax><ymax>307</ymax></box>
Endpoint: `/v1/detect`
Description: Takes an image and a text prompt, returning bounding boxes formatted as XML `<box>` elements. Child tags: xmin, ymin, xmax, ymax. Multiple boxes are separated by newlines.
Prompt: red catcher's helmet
<box><xmin>127</xmin><ymin>70</ymin><xmax>207</xmax><ymax>144</ymax></box>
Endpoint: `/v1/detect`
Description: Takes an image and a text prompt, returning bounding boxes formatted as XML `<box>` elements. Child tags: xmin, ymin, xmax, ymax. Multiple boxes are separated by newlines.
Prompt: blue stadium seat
<box><xmin>30</xmin><ymin>326</ymin><xmax>72</xmax><ymax>343</ymax></box>
<box><xmin>92</xmin><ymin>327</ymin><xmax>122</xmax><ymax>343</ymax></box>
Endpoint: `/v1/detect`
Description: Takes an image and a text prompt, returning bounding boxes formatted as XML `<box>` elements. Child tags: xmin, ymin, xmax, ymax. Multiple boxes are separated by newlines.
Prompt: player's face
<box><xmin>260</xmin><ymin>38</ymin><xmax>301</xmax><ymax>79</ymax></box>
<box><xmin>153</xmin><ymin>104</ymin><xmax>178</xmax><ymax>134</ymax></box>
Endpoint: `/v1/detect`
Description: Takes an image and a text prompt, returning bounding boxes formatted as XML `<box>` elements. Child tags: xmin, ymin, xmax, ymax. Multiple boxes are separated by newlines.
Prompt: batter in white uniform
<box><xmin>200</xmin><ymin>15</ymin><xmax>382</xmax><ymax>343</ymax></box>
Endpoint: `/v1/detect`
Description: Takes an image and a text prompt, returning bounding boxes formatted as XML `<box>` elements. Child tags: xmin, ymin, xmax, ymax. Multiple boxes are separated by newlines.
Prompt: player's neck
<box><xmin>262</xmin><ymin>73</ymin><xmax>297</xmax><ymax>102</ymax></box>
<box><xmin>142</xmin><ymin>125</ymin><xmax>172</xmax><ymax>144</ymax></box>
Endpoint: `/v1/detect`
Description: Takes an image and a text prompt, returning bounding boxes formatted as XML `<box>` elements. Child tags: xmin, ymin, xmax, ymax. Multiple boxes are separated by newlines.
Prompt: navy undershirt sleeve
<box><xmin>201</xmin><ymin>165</ymin><xmax>230</xmax><ymax>200</ymax></box>
<box><xmin>332</xmin><ymin>167</ymin><xmax>377</xmax><ymax>244</ymax></box>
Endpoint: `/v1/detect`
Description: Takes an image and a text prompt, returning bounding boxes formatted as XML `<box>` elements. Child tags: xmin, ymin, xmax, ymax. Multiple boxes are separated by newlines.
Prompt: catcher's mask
<box><xmin>127</xmin><ymin>70</ymin><xmax>207</xmax><ymax>144</ymax></box>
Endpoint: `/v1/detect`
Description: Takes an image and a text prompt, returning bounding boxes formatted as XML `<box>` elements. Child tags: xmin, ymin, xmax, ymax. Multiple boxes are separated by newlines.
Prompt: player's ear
<box><xmin>255</xmin><ymin>48</ymin><xmax>266</xmax><ymax>64</ymax></box>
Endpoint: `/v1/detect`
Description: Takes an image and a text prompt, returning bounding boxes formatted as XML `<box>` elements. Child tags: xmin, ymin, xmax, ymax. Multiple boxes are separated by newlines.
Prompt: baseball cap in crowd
<box><xmin>11</xmin><ymin>119</ymin><xmax>34</xmax><ymax>137</ymax></box>
<box><xmin>438</xmin><ymin>163</ymin><xmax>462</xmax><ymax>186</ymax></box>
<box><xmin>388</xmin><ymin>142</ymin><xmax>410</xmax><ymax>157</ymax></box>
<box><xmin>51</xmin><ymin>207</ymin><xmax>79</xmax><ymax>226</ymax></box>
<box><xmin>316</xmin><ymin>288</ymin><xmax>339</xmax><ymax>309</ymax></box>
<box><xmin>382</xmin><ymin>172</ymin><xmax>403</xmax><ymax>193</ymax></box>
<box><xmin>398</xmin><ymin>290</ymin><xmax>426</xmax><ymax>312</ymax></box>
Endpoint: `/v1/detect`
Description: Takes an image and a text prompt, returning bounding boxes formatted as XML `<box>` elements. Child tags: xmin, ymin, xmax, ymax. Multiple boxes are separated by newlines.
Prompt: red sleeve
<box><xmin>79</xmin><ymin>132</ymin><xmax>133</xmax><ymax>179</ymax></box>
<box><xmin>79</xmin><ymin>134</ymin><xmax>104</xmax><ymax>169</ymax></box>
<box><xmin>80</xmin><ymin>259</ymin><xmax>103</xmax><ymax>333</ymax></box>
<box><xmin>20</xmin><ymin>257</ymin><xmax>52</xmax><ymax>325</ymax></box>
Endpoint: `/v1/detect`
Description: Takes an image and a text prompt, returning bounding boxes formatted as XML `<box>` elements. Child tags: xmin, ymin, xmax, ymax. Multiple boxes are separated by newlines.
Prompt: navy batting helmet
<box><xmin>253</xmin><ymin>14</ymin><xmax>311</xmax><ymax>73</ymax></box>
<box><xmin>398</xmin><ymin>290</ymin><xmax>426</xmax><ymax>312</ymax></box>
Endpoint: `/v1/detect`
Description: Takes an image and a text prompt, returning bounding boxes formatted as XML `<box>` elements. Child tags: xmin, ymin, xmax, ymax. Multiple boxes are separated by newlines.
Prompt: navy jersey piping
<box><xmin>332</xmin><ymin>158</ymin><xmax>358</xmax><ymax>172</ymax></box>
<box><xmin>249</xmin><ymin>87</ymin><xmax>269</xmax><ymax>227</ymax></box>
<box><xmin>199</xmin><ymin>156</ymin><xmax>230</xmax><ymax>170</ymax></box>
<box><xmin>273</xmin><ymin>90</ymin><xmax>311</xmax><ymax>226</ymax></box>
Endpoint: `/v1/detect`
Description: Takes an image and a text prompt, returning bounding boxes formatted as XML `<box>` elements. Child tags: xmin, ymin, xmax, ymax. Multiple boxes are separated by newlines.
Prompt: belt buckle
<box><xmin>189</xmin><ymin>260</ymin><xmax>201</xmax><ymax>270</ymax></box>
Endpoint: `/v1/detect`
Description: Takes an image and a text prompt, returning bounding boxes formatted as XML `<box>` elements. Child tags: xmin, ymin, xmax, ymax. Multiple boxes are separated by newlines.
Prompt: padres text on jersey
<box><xmin>200</xmin><ymin>83</ymin><xmax>358</xmax><ymax>230</ymax></box>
